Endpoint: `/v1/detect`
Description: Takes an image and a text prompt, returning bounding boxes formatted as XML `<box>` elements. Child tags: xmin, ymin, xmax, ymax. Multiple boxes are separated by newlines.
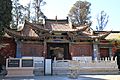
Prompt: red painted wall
<box><xmin>100</xmin><ymin>48</ymin><xmax>109</xmax><ymax>57</ymax></box>
<box><xmin>0</xmin><ymin>37</ymin><xmax>16</xmax><ymax>65</ymax></box>
<box><xmin>70</xmin><ymin>43</ymin><xmax>92</xmax><ymax>56</ymax></box>
<box><xmin>0</xmin><ymin>37</ymin><xmax>16</xmax><ymax>58</ymax></box>
<box><xmin>21</xmin><ymin>42</ymin><xmax>44</xmax><ymax>57</ymax></box>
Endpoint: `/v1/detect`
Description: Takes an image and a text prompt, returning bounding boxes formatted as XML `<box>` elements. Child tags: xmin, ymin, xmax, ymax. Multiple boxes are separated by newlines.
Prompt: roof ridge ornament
<box><xmin>55</xmin><ymin>16</ymin><xmax>58</xmax><ymax>23</ymax></box>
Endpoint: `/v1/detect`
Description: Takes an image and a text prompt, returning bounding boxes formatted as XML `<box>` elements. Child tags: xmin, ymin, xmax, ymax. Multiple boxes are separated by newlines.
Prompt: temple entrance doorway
<box><xmin>47</xmin><ymin>43</ymin><xmax>71</xmax><ymax>60</ymax></box>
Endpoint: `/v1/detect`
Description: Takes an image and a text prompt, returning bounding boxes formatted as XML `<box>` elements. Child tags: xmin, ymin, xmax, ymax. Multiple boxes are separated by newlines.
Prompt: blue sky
<box><xmin>20</xmin><ymin>0</ymin><xmax>120</xmax><ymax>31</ymax></box>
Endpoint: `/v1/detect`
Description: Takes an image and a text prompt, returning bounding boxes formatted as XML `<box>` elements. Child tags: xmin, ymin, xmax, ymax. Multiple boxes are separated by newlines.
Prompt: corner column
<box><xmin>16</xmin><ymin>40</ymin><xmax>22</xmax><ymax>58</ymax></box>
<box><xmin>69</xmin><ymin>42</ymin><xmax>73</xmax><ymax>60</ymax></box>
<box><xmin>109</xmin><ymin>47</ymin><xmax>112</xmax><ymax>60</ymax></box>
<box><xmin>43</xmin><ymin>41</ymin><xmax>47</xmax><ymax>58</ymax></box>
<box><xmin>92</xmin><ymin>40</ymin><xmax>99</xmax><ymax>61</ymax></box>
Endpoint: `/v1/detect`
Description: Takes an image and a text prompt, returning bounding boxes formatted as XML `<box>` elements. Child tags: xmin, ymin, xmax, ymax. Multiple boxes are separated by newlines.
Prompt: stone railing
<box><xmin>52</xmin><ymin>59</ymin><xmax>118</xmax><ymax>75</ymax></box>
<box><xmin>72</xmin><ymin>56</ymin><xmax>117</xmax><ymax>62</ymax></box>
<box><xmin>52</xmin><ymin>60</ymin><xmax>70</xmax><ymax>75</ymax></box>
<box><xmin>5</xmin><ymin>57</ymin><xmax>118</xmax><ymax>76</ymax></box>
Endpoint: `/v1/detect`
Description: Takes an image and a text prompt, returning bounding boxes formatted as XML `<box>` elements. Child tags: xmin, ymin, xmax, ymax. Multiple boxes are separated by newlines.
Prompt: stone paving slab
<box><xmin>1</xmin><ymin>75</ymin><xmax>120</xmax><ymax>80</ymax></box>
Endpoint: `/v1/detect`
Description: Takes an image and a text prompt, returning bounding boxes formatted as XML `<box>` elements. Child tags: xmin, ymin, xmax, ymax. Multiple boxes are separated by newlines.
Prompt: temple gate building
<box><xmin>2</xmin><ymin>18</ymin><xmax>114</xmax><ymax>61</ymax></box>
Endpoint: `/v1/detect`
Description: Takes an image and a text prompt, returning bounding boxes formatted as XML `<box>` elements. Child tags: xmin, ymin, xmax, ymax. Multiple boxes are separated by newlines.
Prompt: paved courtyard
<box><xmin>1</xmin><ymin>69</ymin><xmax>120</xmax><ymax>80</ymax></box>
<box><xmin>1</xmin><ymin>75</ymin><xmax>120</xmax><ymax>80</ymax></box>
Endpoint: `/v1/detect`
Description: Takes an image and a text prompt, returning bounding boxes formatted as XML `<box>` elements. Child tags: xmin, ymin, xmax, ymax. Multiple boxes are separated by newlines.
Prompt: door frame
<box><xmin>46</xmin><ymin>43</ymin><xmax>71</xmax><ymax>60</ymax></box>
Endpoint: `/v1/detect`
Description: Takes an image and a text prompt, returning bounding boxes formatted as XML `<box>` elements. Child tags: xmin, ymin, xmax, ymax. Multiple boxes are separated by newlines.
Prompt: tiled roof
<box><xmin>45</xmin><ymin>23</ymin><xmax>88</xmax><ymax>31</ymax></box>
<box><xmin>4</xmin><ymin>28</ymin><xmax>21</xmax><ymax>37</ymax></box>
<box><xmin>105</xmin><ymin>33</ymin><xmax>120</xmax><ymax>40</ymax></box>
<box><xmin>6</xmin><ymin>19</ymin><xmax>112</xmax><ymax>41</ymax></box>
<box><xmin>18</xmin><ymin>20</ymin><xmax>89</xmax><ymax>32</ymax></box>
<box><xmin>4</xmin><ymin>28</ymin><xmax>42</xmax><ymax>41</ymax></box>
<box><xmin>46</xmin><ymin>23</ymin><xmax>72</xmax><ymax>31</ymax></box>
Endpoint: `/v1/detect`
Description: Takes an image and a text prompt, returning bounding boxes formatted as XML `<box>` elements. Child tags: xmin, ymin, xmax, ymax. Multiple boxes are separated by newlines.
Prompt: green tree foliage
<box><xmin>68</xmin><ymin>0</ymin><xmax>91</xmax><ymax>26</ymax></box>
<box><xmin>24</xmin><ymin>2</ymin><xmax>31</xmax><ymax>21</ymax></box>
<box><xmin>96</xmin><ymin>10</ymin><xmax>109</xmax><ymax>31</ymax></box>
<box><xmin>0</xmin><ymin>0</ymin><xmax>12</xmax><ymax>36</ymax></box>
<box><xmin>11</xmin><ymin>0</ymin><xmax>25</xmax><ymax>28</ymax></box>
<box><xmin>32</xmin><ymin>0</ymin><xmax>47</xmax><ymax>23</ymax></box>
<box><xmin>11</xmin><ymin>0</ymin><xmax>47</xmax><ymax>26</ymax></box>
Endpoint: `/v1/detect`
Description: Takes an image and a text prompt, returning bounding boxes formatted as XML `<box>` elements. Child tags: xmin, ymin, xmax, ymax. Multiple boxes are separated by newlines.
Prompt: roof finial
<box><xmin>55</xmin><ymin>16</ymin><xmax>57</xmax><ymax>21</ymax></box>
